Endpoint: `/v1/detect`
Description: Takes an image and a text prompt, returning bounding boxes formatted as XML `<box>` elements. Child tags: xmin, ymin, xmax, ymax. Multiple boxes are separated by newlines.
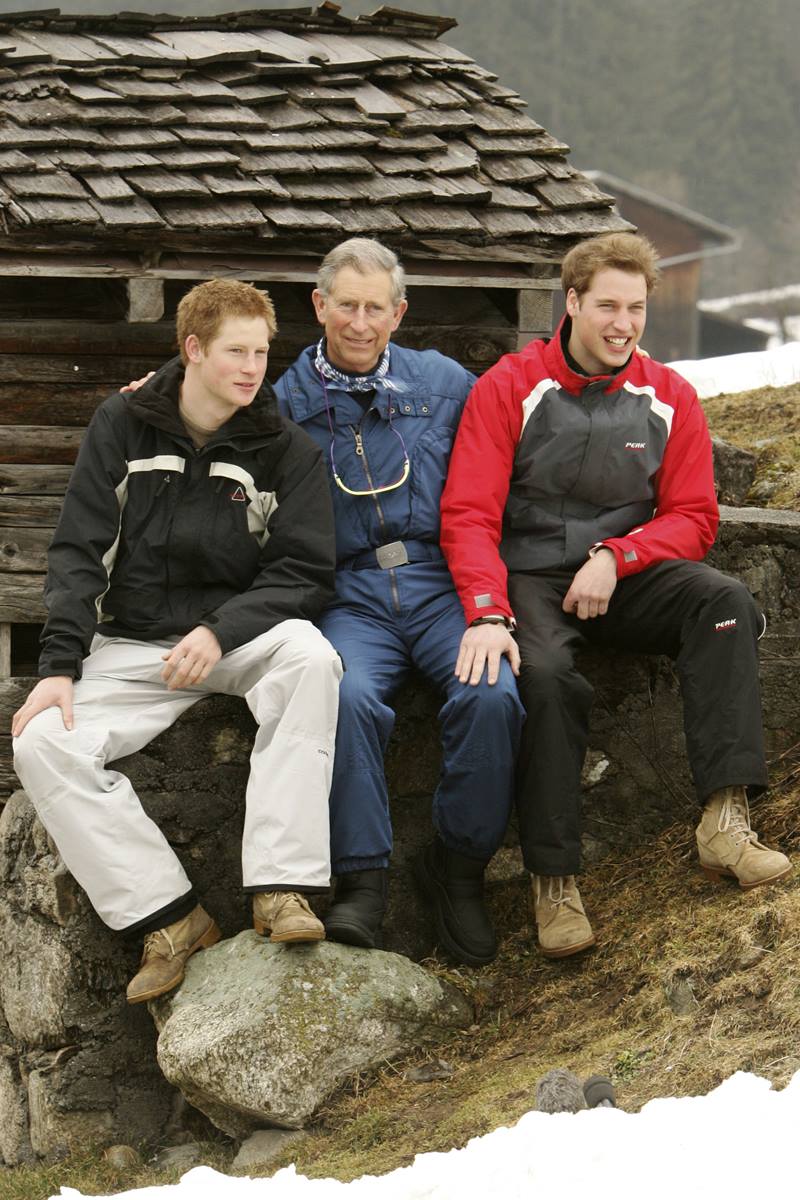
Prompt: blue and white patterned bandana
<box><xmin>314</xmin><ymin>339</ymin><xmax>406</xmax><ymax>393</ymax></box>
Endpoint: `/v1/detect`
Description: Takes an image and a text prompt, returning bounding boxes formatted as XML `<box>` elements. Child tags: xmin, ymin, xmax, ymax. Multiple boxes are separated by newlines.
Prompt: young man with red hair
<box><xmin>441</xmin><ymin>232</ymin><xmax>790</xmax><ymax>958</ymax></box>
<box><xmin>12</xmin><ymin>280</ymin><xmax>341</xmax><ymax>1003</ymax></box>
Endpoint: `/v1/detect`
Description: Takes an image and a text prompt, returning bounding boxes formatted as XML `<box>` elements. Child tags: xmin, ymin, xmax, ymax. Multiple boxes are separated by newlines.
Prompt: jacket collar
<box><xmin>542</xmin><ymin>315</ymin><xmax>638</xmax><ymax>395</ymax></box>
<box><xmin>127</xmin><ymin>355</ymin><xmax>284</xmax><ymax>444</ymax></box>
<box><xmin>285</xmin><ymin>343</ymin><xmax>431</xmax><ymax>422</ymax></box>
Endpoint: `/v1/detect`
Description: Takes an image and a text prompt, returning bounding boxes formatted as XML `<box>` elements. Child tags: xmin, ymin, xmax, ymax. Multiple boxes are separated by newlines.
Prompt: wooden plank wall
<box><xmin>0</xmin><ymin>277</ymin><xmax>550</xmax><ymax>798</ymax></box>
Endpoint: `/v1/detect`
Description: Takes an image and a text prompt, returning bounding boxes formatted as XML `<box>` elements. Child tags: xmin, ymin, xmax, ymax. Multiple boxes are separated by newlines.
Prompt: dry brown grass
<box><xmin>702</xmin><ymin>382</ymin><xmax>800</xmax><ymax>509</ymax></box>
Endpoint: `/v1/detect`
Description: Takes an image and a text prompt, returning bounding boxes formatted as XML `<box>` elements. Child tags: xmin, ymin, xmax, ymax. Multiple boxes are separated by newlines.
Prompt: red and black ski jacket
<box><xmin>440</xmin><ymin>317</ymin><xmax>719</xmax><ymax>626</ymax></box>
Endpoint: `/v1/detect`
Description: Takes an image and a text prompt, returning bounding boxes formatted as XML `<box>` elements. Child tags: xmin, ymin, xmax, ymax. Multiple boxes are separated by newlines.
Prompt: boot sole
<box><xmin>324</xmin><ymin>917</ymin><xmax>383</xmax><ymax>950</ymax></box>
<box><xmin>700</xmin><ymin>862</ymin><xmax>793</xmax><ymax>890</ymax></box>
<box><xmin>412</xmin><ymin>855</ymin><xmax>496</xmax><ymax>968</ymax></box>
<box><xmin>126</xmin><ymin>920</ymin><xmax>222</xmax><ymax>1005</ymax></box>
<box><xmin>539</xmin><ymin>933</ymin><xmax>596</xmax><ymax>959</ymax></box>
<box><xmin>253</xmin><ymin>918</ymin><xmax>325</xmax><ymax>943</ymax></box>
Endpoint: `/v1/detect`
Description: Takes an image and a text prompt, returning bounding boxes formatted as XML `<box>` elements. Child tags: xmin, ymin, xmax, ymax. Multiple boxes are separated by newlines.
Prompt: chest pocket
<box><xmin>408</xmin><ymin>426</ymin><xmax>457</xmax><ymax>533</ymax></box>
<box><xmin>208</xmin><ymin>461</ymin><xmax>278</xmax><ymax>547</ymax></box>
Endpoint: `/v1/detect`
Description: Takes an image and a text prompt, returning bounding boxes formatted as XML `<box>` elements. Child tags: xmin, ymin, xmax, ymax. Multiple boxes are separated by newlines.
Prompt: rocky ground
<box><xmin>702</xmin><ymin>382</ymin><xmax>800</xmax><ymax>509</ymax></box>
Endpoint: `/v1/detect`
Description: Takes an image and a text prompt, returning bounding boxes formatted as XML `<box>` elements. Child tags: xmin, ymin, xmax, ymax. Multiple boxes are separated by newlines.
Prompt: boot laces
<box><xmin>143</xmin><ymin>927</ymin><xmax>176</xmax><ymax>961</ymax></box>
<box><xmin>534</xmin><ymin>876</ymin><xmax>570</xmax><ymax>906</ymax></box>
<box><xmin>718</xmin><ymin>794</ymin><xmax>757</xmax><ymax>846</ymax></box>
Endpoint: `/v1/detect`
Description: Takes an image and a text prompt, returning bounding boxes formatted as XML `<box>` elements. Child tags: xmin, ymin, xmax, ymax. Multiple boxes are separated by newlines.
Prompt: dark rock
<box><xmin>712</xmin><ymin>437</ymin><xmax>757</xmax><ymax>505</ymax></box>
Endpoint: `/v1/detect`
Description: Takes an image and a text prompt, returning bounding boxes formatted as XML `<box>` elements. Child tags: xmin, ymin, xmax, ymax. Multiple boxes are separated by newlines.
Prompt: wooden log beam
<box><xmin>0</xmin><ymin>465</ymin><xmax>73</xmax><ymax>494</ymax></box>
<box><xmin>0</xmin><ymin>626</ymin><xmax>9</xmax><ymax>680</ymax></box>
<box><xmin>0</xmin><ymin>384</ymin><xmax>109</xmax><ymax>427</ymax></box>
<box><xmin>0</xmin><ymin>428</ymin><xmax>83</xmax><ymax>466</ymax></box>
<box><xmin>1</xmin><ymin>528</ymin><xmax>52</xmax><ymax>574</ymax></box>
<box><xmin>0</xmin><ymin>497</ymin><xmax>63</xmax><ymax>526</ymax></box>
<box><xmin>0</xmin><ymin>574</ymin><xmax>46</xmax><ymax>622</ymax></box>
<box><xmin>0</xmin><ymin>677</ymin><xmax>38</xmax><ymax>720</ymax></box>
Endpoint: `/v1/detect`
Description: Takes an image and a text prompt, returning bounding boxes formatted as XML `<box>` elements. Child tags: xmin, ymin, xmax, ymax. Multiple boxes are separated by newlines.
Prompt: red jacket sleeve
<box><xmin>600</xmin><ymin>375</ymin><xmax>719</xmax><ymax>577</ymax></box>
<box><xmin>440</xmin><ymin>359</ymin><xmax>522</xmax><ymax>625</ymax></box>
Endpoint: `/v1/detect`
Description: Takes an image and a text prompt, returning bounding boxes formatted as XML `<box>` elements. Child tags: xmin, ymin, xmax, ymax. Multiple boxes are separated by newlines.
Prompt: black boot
<box><xmin>324</xmin><ymin>869</ymin><xmax>388</xmax><ymax>949</ymax></box>
<box><xmin>414</xmin><ymin>836</ymin><xmax>497</xmax><ymax>966</ymax></box>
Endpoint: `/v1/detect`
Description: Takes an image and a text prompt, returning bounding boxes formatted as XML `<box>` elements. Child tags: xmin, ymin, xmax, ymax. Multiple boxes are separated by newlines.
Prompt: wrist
<box><xmin>470</xmin><ymin>615</ymin><xmax>516</xmax><ymax>631</ymax></box>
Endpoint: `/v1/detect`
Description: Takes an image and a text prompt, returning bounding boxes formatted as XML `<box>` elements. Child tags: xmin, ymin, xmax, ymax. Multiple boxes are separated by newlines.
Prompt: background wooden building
<box><xmin>0</xmin><ymin>3</ymin><xmax>631</xmax><ymax>795</ymax></box>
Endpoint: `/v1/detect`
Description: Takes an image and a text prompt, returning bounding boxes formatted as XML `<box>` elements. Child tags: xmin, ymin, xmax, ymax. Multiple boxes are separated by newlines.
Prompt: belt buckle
<box><xmin>375</xmin><ymin>540</ymin><xmax>409</xmax><ymax>569</ymax></box>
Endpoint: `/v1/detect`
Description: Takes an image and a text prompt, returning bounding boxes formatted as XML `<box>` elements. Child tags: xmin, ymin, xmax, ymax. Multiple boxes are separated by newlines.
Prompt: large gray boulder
<box><xmin>150</xmin><ymin>933</ymin><xmax>472</xmax><ymax>1136</ymax></box>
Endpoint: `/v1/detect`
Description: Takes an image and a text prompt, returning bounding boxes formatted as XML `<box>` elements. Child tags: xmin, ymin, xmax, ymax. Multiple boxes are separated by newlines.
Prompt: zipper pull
<box><xmin>155</xmin><ymin>473</ymin><xmax>172</xmax><ymax>497</ymax></box>
<box><xmin>353</xmin><ymin>430</ymin><xmax>364</xmax><ymax>457</ymax></box>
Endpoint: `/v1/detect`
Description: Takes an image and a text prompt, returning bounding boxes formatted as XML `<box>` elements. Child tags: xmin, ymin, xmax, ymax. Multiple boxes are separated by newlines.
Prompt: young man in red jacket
<box><xmin>440</xmin><ymin>232</ymin><xmax>790</xmax><ymax>959</ymax></box>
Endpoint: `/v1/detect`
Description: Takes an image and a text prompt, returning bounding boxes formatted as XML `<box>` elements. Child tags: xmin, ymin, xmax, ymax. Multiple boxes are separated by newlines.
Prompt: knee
<box><xmin>337</xmin><ymin>667</ymin><xmax>384</xmax><ymax>721</ymax></box>
<box><xmin>517</xmin><ymin>652</ymin><xmax>588</xmax><ymax>703</ymax></box>
<box><xmin>701</xmin><ymin>573</ymin><xmax>762</xmax><ymax>633</ymax></box>
<box><xmin>452</xmin><ymin>666</ymin><xmax>524</xmax><ymax>724</ymax></box>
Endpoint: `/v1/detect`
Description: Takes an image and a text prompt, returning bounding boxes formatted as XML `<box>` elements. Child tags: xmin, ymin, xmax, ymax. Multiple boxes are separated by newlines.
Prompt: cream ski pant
<box><xmin>13</xmin><ymin>620</ymin><xmax>341</xmax><ymax>930</ymax></box>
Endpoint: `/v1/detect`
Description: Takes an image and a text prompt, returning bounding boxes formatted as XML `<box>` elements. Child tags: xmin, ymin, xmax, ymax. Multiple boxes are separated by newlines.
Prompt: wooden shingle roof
<box><xmin>0</xmin><ymin>4</ymin><xmax>630</xmax><ymax>269</ymax></box>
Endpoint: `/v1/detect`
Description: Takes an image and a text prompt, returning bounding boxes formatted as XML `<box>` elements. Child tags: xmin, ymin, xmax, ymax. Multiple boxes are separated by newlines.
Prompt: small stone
<box><xmin>405</xmin><ymin>1058</ymin><xmax>454</xmax><ymax>1083</ymax></box>
<box><xmin>663</xmin><ymin>970</ymin><xmax>699</xmax><ymax>1016</ymax></box>
<box><xmin>103</xmin><ymin>1144</ymin><xmax>141</xmax><ymax>1170</ymax></box>
<box><xmin>151</xmin><ymin>1143</ymin><xmax>203</xmax><ymax>1172</ymax></box>
<box><xmin>232</xmin><ymin>1129</ymin><xmax>306</xmax><ymax>1171</ymax></box>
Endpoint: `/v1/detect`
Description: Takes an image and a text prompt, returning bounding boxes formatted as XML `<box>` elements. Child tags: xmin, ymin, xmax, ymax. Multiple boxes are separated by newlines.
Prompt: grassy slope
<box><xmin>7</xmin><ymin>383</ymin><xmax>800</xmax><ymax>1199</ymax></box>
<box><xmin>702</xmin><ymin>381</ymin><xmax>800</xmax><ymax>509</ymax></box>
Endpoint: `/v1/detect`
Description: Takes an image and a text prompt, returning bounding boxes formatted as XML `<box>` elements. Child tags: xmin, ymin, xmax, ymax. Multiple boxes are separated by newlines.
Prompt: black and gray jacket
<box><xmin>39</xmin><ymin>359</ymin><xmax>337</xmax><ymax>679</ymax></box>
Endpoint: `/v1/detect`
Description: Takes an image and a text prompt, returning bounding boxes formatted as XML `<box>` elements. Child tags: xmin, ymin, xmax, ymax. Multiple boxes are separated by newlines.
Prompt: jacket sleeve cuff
<box><xmin>463</xmin><ymin>596</ymin><xmax>515</xmax><ymax>627</ymax></box>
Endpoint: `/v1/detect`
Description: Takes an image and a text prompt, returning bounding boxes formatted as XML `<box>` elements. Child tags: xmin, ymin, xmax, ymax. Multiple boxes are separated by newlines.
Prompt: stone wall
<box><xmin>1</xmin><ymin>506</ymin><xmax>798</xmax><ymax>1163</ymax></box>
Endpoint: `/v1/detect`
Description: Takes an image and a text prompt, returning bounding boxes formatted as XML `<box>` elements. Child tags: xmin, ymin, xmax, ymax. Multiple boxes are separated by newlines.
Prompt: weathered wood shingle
<box><xmin>0</xmin><ymin>4</ymin><xmax>630</xmax><ymax>262</ymax></box>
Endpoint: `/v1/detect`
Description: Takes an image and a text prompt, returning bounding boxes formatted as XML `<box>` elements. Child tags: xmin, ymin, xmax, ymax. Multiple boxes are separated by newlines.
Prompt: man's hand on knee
<box><xmin>161</xmin><ymin>626</ymin><xmax>222</xmax><ymax>690</ymax></box>
<box><xmin>562</xmin><ymin>549</ymin><xmax>618</xmax><ymax>620</ymax></box>
<box><xmin>11</xmin><ymin>676</ymin><xmax>74</xmax><ymax>736</ymax></box>
<box><xmin>455</xmin><ymin>625</ymin><xmax>520</xmax><ymax>686</ymax></box>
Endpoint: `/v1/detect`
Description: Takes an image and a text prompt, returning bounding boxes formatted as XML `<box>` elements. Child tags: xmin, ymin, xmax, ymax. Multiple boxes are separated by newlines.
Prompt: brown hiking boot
<box><xmin>532</xmin><ymin>875</ymin><xmax>596</xmax><ymax>958</ymax></box>
<box><xmin>697</xmin><ymin>786</ymin><xmax>792</xmax><ymax>890</ymax></box>
<box><xmin>126</xmin><ymin>905</ymin><xmax>221</xmax><ymax>1005</ymax></box>
<box><xmin>253</xmin><ymin>891</ymin><xmax>324</xmax><ymax>943</ymax></box>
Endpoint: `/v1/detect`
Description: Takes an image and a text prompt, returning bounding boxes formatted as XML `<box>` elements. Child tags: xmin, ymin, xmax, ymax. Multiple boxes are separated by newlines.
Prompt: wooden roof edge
<box><xmin>0</xmin><ymin>243</ymin><xmax>561</xmax><ymax>281</ymax></box>
<box><xmin>0</xmin><ymin>5</ymin><xmax>458</xmax><ymax>40</ymax></box>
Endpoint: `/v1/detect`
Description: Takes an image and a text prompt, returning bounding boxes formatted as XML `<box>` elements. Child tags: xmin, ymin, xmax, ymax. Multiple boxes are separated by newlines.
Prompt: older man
<box><xmin>274</xmin><ymin>238</ymin><xmax>524</xmax><ymax>965</ymax></box>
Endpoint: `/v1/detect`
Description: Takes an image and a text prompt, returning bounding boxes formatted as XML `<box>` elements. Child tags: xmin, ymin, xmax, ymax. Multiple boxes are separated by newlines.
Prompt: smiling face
<box><xmin>312</xmin><ymin>266</ymin><xmax>408</xmax><ymax>374</ymax></box>
<box><xmin>184</xmin><ymin>315</ymin><xmax>270</xmax><ymax>422</ymax></box>
<box><xmin>566</xmin><ymin>267</ymin><xmax>648</xmax><ymax>376</ymax></box>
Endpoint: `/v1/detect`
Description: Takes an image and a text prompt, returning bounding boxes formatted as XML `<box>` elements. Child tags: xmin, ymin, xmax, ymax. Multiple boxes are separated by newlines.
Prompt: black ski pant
<box><xmin>509</xmin><ymin>559</ymin><xmax>768</xmax><ymax>877</ymax></box>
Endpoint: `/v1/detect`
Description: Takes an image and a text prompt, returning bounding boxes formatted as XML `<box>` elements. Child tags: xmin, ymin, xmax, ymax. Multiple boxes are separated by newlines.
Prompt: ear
<box><xmin>311</xmin><ymin>288</ymin><xmax>327</xmax><ymax>327</ymax></box>
<box><xmin>565</xmin><ymin>288</ymin><xmax>580</xmax><ymax>318</ymax></box>
<box><xmin>391</xmin><ymin>298</ymin><xmax>409</xmax><ymax>332</ymax></box>
<box><xmin>184</xmin><ymin>333</ymin><xmax>203</xmax><ymax>364</ymax></box>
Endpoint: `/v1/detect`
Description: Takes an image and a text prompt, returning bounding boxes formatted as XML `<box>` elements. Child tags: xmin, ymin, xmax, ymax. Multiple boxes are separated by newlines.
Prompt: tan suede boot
<box><xmin>253</xmin><ymin>892</ymin><xmax>325</xmax><ymax>943</ymax></box>
<box><xmin>697</xmin><ymin>786</ymin><xmax>792</xmax><ymax>889</ymax></box>
<box><xmin>126</xmin><ymin>905</ymin><xmax>221</xmax><ymax>1005</ymax></box>
<box><xmin>532</xmin><ymin>875</ymin><xmax>596</xmax><ymax>958</ymax></box>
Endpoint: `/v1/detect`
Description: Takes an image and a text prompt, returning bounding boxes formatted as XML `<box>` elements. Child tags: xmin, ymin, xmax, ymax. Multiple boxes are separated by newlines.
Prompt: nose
<box><xmin>242</xmin><ymin>352</ymin><xmax>260</xmax><ymax>374</ymax></box>
<box><xmin>349</xmin><ymin>306</ymin><xmax>368</xmax><ymax>332</ymax></box>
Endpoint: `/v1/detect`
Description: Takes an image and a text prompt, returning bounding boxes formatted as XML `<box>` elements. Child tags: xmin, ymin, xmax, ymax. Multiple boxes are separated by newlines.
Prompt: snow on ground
<box><xmin>54</xmin><ymin>1070</ymin><xmax>800</xmax><ymax>1200</ymax></box>
<box><xmin>669</xmin><ymin>341</ymin><xmax>800</xmax><ymax>397</ymax></box>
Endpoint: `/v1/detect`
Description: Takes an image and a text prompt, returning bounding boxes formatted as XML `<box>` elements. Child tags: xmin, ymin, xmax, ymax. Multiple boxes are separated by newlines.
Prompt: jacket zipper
<box><xmin>351</xmin><ymin>424</ymin><xmax>401</xmax><ymax>615</ymax></box>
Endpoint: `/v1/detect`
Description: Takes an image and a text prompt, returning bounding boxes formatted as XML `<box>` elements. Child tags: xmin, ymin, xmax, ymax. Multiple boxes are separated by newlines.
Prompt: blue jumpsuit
<box><xmin>275</xmin><ymin>343</ymin><xmax>524</xmax><ymax>874</ymax></box>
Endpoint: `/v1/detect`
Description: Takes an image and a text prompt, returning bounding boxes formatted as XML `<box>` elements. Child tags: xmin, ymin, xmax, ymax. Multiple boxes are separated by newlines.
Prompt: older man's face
<box><xmin>312</xmin><ymin>266</ymin><xmax>407</xmax><ymax>374</ymax></box>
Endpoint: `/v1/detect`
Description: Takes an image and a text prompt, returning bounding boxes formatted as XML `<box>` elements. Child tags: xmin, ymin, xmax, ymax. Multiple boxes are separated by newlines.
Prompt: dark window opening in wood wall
<box><xmin>10</xmin><ymin>623</ymin><xmax>41</xmax><ymax>676</ymax></box>
<box><xmin>0</xmin><ymin>278</ymin><xmax>128</xmax><ymax>322</ymax></box>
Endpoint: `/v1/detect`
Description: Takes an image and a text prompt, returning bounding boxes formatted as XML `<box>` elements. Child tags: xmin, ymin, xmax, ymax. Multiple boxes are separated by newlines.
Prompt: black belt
<box><xmin>339</xmin><ymin>540</ymin><xmax>443</xmax><ymax>571</ymax></box>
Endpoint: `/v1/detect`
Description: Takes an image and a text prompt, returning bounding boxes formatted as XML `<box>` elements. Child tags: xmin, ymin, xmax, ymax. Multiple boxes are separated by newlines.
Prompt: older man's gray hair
<box><xmin>317</xmin><ymin>237</ymin><xmax>406</xmax><ymax>306</ymax></box>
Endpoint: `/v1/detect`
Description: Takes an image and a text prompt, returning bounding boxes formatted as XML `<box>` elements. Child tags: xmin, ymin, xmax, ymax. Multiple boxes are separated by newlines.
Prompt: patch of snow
<box><xmin>52</xmin><ymin>1070</ymin><xmax>800</xmax><ymax>1200</ymax></box>
<box><xmin>669</xmin><ymin>341</ymin><xmax>800</xmax><ymax>397</ymax></box>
